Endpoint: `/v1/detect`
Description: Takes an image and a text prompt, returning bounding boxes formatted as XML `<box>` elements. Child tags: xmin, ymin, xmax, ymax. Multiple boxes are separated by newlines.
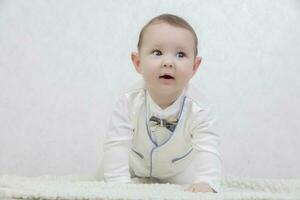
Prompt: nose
<box><xmin>162</xmin><ymin>55</ymin><xmax>174</xmax><ymax>68</ymax></box>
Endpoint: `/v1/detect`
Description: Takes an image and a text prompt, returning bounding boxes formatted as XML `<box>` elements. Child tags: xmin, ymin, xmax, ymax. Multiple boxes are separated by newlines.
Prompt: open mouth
<box><xmin>159</xmin><ymin>74</ymin><xmax>174</xmax><ymax>79</ymax></box>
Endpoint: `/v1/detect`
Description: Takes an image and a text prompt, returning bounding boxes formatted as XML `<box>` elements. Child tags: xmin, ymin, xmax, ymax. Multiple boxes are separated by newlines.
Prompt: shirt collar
<box><xmin>146</xmin><ymin>88</ymin><xmax>186</xmax><ymax>119</ymax></box>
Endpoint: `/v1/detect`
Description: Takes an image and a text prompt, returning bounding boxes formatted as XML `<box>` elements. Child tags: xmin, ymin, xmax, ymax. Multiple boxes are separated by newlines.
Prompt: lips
<box><xmin>159</xmin><ymin>74</ymin><xmax>174</xmax><ymax>79</ymax></box>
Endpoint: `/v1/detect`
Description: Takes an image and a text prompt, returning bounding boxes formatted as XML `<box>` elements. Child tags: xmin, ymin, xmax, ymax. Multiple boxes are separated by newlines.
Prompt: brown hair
<box><xmin>137</xmin><ymin>14</ymin><xmax>198</xmax><ymax>56</ymax></box>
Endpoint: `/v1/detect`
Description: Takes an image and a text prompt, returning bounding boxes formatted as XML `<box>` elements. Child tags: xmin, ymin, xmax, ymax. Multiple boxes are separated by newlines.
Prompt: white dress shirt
<box><xmin>103</xmin><ymin>80</ymin><xmax>221</xmax><ymax>191</ymax></box>
<box><xmin>146</xmin><ymin>89</ymin><xmax>185</xmax><ymax>145</ymax></box>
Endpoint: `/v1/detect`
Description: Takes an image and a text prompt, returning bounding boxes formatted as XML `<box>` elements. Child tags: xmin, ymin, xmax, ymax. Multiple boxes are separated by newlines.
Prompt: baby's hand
<box><xmin>184</xmin><ymin>182</ymin><xmax>215</xmax><ymax>193</ymax></box>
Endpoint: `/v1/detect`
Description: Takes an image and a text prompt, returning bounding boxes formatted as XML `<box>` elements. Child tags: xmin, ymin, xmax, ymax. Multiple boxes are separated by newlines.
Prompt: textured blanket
<box><xmin>0</xmin><ymin>175</ymin><xmax>299</xmax><ymax>200</ymax></box>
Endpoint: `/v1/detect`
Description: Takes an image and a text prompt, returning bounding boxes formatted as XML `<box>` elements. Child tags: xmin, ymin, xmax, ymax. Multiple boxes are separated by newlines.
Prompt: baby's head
<box><xmin>131</xmin><ymin>14</ymin><xmax>202</xmax><ymax>105</ymax></box>
<box><xmin>137</xmin><ymin>14</ymin><xmax>198</xmax><ymax>57</ymax></box>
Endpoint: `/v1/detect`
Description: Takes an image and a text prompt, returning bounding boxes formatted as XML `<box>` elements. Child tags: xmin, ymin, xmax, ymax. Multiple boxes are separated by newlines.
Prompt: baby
<box><xmin>103</xmin><ymin>14</ymin><xmax>221</xmax><ymax>193</ymax></box>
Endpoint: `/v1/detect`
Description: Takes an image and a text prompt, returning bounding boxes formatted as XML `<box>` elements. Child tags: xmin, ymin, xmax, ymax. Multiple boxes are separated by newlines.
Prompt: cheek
<box><xmin>176</xmin><ymin>63</ymin><xmax>194</xmax><ymax>78</ymax></box>
<box><xmin>141</xmin><ymin>59</ymin><xmax>160</xmax><ymax>72</ymax></box>
<box><xmin>138</xmin><ymin>62</ymin><xmax>155</xmax><ymax>80</ymax></box>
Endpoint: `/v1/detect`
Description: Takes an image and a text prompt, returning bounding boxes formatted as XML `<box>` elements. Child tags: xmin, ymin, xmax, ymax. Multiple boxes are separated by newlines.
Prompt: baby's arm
<box><xmin>103</xmin><ymin>95</ymin><xmax>133</xmax><ymax>183</ymax></box>
<box><xmin>188</xmin><ymin>108</ymin><xmax>221</xmax><ymax>193</ymax></box>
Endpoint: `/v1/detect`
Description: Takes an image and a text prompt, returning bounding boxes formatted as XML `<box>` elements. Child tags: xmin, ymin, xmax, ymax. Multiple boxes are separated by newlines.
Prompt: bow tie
<box><xmin>149</xmin><ymin>116</ymin><xmax>178</xmax><ymax>132</ymax></box>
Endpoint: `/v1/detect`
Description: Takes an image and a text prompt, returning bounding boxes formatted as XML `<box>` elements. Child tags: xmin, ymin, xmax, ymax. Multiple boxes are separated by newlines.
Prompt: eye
<box><xmin>152</xmin><ymin>49</ymin><xmax>162</xmax><ymax>56</ymax></box>
<box><xmin>176</xmin><ymin>52</ymin><xmax>186</xmax><ymax>58</ymax></box>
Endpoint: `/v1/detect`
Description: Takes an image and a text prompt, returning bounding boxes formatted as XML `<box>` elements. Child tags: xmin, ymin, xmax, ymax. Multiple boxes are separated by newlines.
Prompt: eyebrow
<box><xmin>151</xmin><ymin>44</ymin><xmax>189</xmax><ymax>50</ymax></box>
<box><xmin>175</xmin><ymin>46</ymin><xmax>188</xmax><ymax>50</ymax></box>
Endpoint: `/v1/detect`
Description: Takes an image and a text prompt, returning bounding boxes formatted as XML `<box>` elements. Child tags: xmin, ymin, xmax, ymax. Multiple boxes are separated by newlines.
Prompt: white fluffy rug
<box><xmin>0</xmin><ymin>175</ymin><xmax>299</xmax><ymax>200</ymax></box>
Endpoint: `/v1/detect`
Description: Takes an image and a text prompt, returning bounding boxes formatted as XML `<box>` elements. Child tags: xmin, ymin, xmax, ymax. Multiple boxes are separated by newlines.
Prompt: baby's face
<box><xmin>133</xmin><ymin>22</ymin><xmax>200</xmax><ymax>97</ymax></box>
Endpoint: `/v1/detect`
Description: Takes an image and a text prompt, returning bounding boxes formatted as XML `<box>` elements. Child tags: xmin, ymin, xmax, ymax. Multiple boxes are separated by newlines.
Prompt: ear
<box><xmin>131</xmin><ymin>52</ymin><xmax>142</xmax><ymax>74</ymax></box>
<box><xmin>192</xmin><ymin>56</ymin><xmax>202</xmax><ymax>76</ymax></box>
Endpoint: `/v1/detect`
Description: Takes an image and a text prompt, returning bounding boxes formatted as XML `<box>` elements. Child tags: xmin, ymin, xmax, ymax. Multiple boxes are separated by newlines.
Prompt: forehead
<box><xmin>142</xmin><ymin>23</ymin><xmax>195</xmax><ymax>50</ymax></box>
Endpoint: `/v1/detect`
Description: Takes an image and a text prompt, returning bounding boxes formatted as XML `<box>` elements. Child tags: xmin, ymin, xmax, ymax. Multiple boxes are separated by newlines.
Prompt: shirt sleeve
<box><xmin>103</xmin><ymin>94</ymin><xmax>134</xmax><ymax>183</ymax></box>
<box><xmin>189</xmin><ymin>108</ymin><xmax>222</xmax><ymax>192</ymax></box>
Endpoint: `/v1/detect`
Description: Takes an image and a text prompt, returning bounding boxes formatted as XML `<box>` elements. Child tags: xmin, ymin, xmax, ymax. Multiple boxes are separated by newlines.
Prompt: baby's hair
<box><xmin>137</xmin><ymin>14</ymin><xmax>198</xmax><ymax>56</ymax></box>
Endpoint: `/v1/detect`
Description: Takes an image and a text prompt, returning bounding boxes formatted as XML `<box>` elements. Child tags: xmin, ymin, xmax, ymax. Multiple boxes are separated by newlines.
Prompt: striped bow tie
<box><xmin>149</xmin><ymin>116</ymin><xmax>178</xmax><ymax>132</ymax></box>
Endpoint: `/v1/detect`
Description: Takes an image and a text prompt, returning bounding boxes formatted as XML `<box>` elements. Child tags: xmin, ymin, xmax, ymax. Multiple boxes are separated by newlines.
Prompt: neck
<box><xmin>147</xmin><ymin>89</ymin><xmax>183</xmax><ymax>110</ymax></box>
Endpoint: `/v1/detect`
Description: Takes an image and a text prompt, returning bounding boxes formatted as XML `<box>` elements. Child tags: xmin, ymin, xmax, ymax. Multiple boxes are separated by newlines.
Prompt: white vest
<box><xmin>129</xmin><ymin>90</ymin><xmax>196</xmax><ymax>179</ymax></box>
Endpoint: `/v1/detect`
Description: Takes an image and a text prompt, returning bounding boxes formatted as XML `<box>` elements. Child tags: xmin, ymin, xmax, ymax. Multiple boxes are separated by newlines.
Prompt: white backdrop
<box><xmin>0</xmin><ymin>0</ymin><xmax>299</xmax><ymax>179</ymax></box>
